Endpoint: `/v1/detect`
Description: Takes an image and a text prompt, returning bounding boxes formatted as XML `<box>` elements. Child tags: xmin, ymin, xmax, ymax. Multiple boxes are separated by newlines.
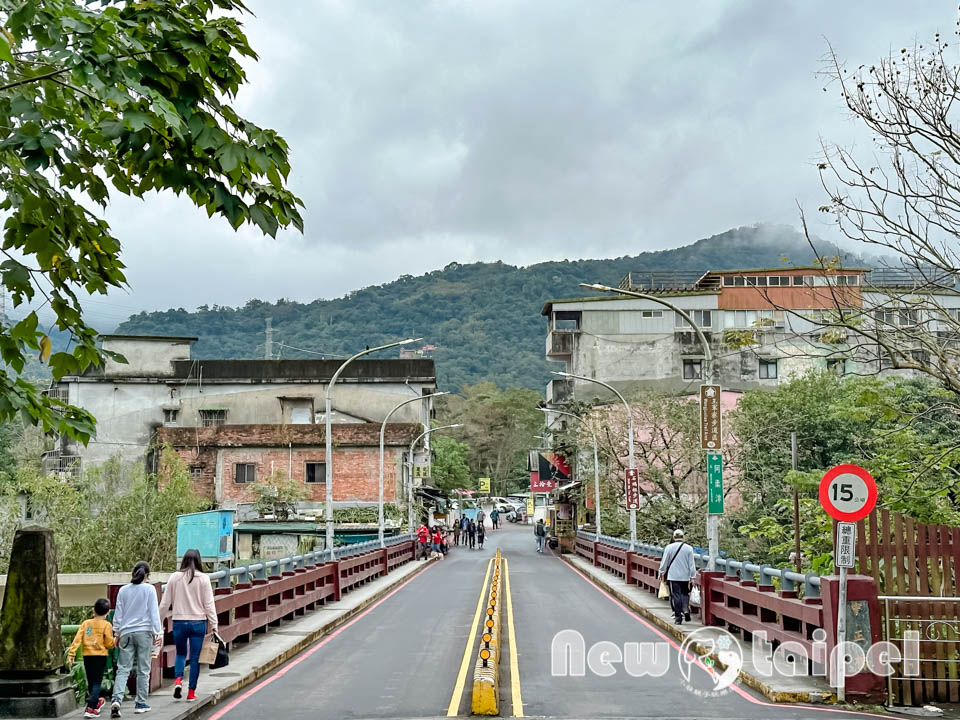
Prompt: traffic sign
<box><xmin>625</xmin><ymin>467</ymin><xmax>640</xmax><ymax>510</ymax></box>
<box><xmin>478</xmin><ymin>477</ymin><xmax>491</xmax><ymax>493</ymax></box>
<box><xmin>700</xmin><ymin>385</ymin><xmax>722</xmax><ymax>450</ymax></box>
<box><xmin>707</xmin><ymin>452</ymin><xmax>723</xmax><ymax>514</ymax></box>
<box><xmin>836</xmin><ymin>521</ymin><xmax>857</xmax><ymax>568</ymax></box>
<box><xmin>818</xmin><ymin>464</ymin><xmax>877</xmax><ymax>522</ymax></box>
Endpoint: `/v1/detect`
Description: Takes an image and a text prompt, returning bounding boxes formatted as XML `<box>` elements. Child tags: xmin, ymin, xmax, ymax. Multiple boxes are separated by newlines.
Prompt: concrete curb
<box><xmin>152</xmin><ymin>557</ymin><xmax>437</xmax><ymax>720</ymax></box>
<box><xmin>559</xmin><ymin>553</ymin><xmax>835</xmax><ymax>705</ymax></box>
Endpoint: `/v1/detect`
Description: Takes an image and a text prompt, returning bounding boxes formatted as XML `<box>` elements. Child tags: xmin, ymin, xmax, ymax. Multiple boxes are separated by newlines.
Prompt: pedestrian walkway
<box><xmin>23</xmin><ymin>556</ymin><xmax>435</xmax><ymax>720</ymax></box>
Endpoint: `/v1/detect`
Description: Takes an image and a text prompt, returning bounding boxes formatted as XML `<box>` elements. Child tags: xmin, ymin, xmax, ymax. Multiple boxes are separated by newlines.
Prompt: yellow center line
<box><xmin>447</xmin><ymin>557</ymin><xmax>493</xmax><ymax>716</ymax></box>
<box><xmin>505</xmin><ymin>557</ymin><xmax>524</xmax><ymax>717</ymax></box>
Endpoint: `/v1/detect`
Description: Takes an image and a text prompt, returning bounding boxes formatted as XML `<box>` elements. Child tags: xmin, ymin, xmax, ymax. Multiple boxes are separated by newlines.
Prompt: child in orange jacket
<box><xmin>67</xmin><ymin>598</ymin><xmax>116</xmax><ymax>718</ymax></box>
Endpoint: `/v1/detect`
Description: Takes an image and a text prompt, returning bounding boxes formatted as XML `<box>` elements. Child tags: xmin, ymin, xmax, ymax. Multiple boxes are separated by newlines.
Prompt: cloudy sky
<box><xmin>70</xmin><ymin>1</ymin><xmax>954</xmax><ymax>329</ymax></box>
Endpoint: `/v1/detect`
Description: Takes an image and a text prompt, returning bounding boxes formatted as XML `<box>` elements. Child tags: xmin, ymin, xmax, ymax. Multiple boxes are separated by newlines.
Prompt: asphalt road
<box><xmin>202</xmin><ymin>524</ymin><xmax>891</xmax><ymax>719</ymax></box>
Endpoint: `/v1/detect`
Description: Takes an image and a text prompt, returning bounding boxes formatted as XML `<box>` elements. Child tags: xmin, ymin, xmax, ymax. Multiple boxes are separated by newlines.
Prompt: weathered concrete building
<box><xmin>543</xmin><ymin>266</ymin><xmax>960</xmax><ymax>403</ymax></box>
<box><xmin>45</xmin><ymin>336</ymin><xmax>437</xmax><ymax>508</ymax></box>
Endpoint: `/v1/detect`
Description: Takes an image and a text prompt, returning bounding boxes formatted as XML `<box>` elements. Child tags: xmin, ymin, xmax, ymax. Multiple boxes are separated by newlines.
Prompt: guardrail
<box><xmin>107</xmin><ymin>534</ymin><xmax>418</xmax><ymax>693</ymax></box>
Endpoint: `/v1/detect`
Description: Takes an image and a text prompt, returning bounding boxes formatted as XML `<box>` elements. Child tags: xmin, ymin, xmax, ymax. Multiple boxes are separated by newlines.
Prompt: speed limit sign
<box><xmin>819</xmin><ymin>464</ymin><xmax>877</xmax><ymax>522</ymax></box>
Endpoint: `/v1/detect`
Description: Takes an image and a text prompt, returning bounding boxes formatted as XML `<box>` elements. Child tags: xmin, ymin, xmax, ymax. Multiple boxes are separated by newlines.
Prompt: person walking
<box><xmin>111</xmin><ymin>561</ymin><xmax>162</xmax><ymax>717</ymax></box>
<box><xmin>490</xmin><ymin>507</ymin><xmax>500</xmax><ymax>530</ymax></box>
<box><xmin>159</xmin><ymin>549</ymin><xmax>219</xmax><ymax>702</ymax></box>
<box><xmin>467</xmin><ymin>519</ymin><xmax>477</xmax><ymax>549</ymax></box>
<box><xmin>534</xmin><ymin>518</ymin><xmax>547</xmax><ymax>553</ymax></box>
<box><xmin>453</xmin><ymin>519</ymin><xmax>461</xmax><ymax>547</ymax></box>
<box><xmin>658</xmin><ymin>529</ymin><xmax>697</xmax><ymax>625</ymax></box>
<box><xmin>477</xmin><ymin>508</ymin><xmax>486</xmax><ymax>530</ymax></box>
<box><xmin>477</xmin><ymin>521</ymin><xmax>486</xmax><ymax>549</ymax></box>
<box><xmin>431</xmin><ymin>526</ymin><xmax>445</xmax><ymax>558</ymax></box>
<box><xmin>416</xmin><ymin>523</ymin><xmax>431</xmax><ymax>560</ymax></box>
<box><xmin>67</xmin><ymin>598</ymin><xmax>115</xmax><ymax>718</ymax></box>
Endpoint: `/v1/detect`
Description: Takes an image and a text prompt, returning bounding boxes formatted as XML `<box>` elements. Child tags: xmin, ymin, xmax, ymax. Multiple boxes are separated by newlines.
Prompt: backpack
<box><xmin>535</xmin><ymin>523</ymin><xmax>546</xmax><ymax>537</ymax></box>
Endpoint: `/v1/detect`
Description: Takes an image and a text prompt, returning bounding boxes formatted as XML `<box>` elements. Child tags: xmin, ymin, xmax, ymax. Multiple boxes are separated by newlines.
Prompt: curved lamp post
<box><xmin>379</xmin><ymin>391</ymin><xmax>449</xmax><ymax>547</ymax></box>
<box><xmin>325</xmin><ymin>338</ymin><xmax>422</xmax><ymax>559</ymax></box>
<box><xmin>406</xmin><ymin>423</ymin><xmax>463</xmax><ymax>531</ymax></box>
<box><xmin>552</xmin><ymin>371</ymin><xmax>635</xmax><ymax>551</ymax></box>
<box><xmin>540</xmin><ymin>407</ymin><xmax>601</xmax><ymax>536</ymax></box>
<box><xmin>579</xmin><ymin>281</ymin><xmax>719</xmax><ymax>571</ymax></box>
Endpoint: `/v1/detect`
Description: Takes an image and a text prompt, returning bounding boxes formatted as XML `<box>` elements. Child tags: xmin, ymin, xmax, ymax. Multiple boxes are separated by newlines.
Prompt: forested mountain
<box><xmin>116</xmin><ymin>224</ymin><xmax>867</xmax><ymax>391</ymax></box>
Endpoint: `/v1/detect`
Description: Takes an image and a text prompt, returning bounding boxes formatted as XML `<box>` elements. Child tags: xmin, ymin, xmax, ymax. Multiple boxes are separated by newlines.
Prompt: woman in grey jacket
<box><xmin>110</xmin><ymin>561</ymin><xmax>162</xmax><ymax>717</ymax></box>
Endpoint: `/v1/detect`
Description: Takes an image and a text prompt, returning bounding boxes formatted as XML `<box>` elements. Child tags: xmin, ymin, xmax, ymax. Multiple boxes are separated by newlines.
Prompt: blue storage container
<box><xmin>176</xmin><ymin>509</ymin><xmax>235</xmax><ymax>562</ymax></box>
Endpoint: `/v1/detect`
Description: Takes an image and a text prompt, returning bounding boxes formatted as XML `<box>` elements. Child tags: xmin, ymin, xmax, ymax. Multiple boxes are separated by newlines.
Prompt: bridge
<box><xmin>15</xmin><ymin>524</ymin><xmax>909</xmax><ymax>720</ymax></box>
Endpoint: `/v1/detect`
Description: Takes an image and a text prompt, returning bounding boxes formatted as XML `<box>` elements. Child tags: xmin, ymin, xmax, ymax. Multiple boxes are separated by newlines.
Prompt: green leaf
<box><xmin>216</xmin><ymin>144</ymin><xmax>245</xmax><ymax>174</ymax></box>
<box><xmin>0</xmin><ymin>35</ymin><xmax>13</xmax><ymax>64</ymax></box>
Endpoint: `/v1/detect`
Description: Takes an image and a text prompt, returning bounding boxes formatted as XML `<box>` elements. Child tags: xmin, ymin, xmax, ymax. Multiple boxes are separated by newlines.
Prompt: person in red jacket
<box><xmin>431</xmin><ymin>527</ymin><xmax>445</xmax><ymax>558</ymax></box>
<box><xmin>417</xmin><ymin>524</ymin><xmax>430</xmax><ymax>560</ymax></box>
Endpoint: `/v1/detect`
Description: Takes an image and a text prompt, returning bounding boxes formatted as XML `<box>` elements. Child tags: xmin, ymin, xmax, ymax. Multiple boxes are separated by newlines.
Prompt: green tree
<box><xmin>430</xmin><ymin>435</ymin><xmax>472</xmax><ymax>493</ymax></box>
<box><xmin>0</xmin><ymin>1</ymin><xmax>303</xmax><ymax>442</ymax></box>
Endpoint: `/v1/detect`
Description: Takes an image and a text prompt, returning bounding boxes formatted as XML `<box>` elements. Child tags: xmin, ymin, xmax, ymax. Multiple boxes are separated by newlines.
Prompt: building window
<box><xmin>746</xmin><ymin>276</ymin><xmax>757</xmax><ymax>286</ymax></box>
<box><xmin>723</xmin><ymin>276</ymin><xmax>734</xmax><ymax>286</ymax></box>
<box><xmin>190</xmin><ymin>466</ymin><xmax>203</xmax><ymax>480</ymax></box>
<box><xmin>898</xmin><ymin>309</ymin><xmax>919</xmax><ymax>327</ymax></box>
<box><xmin>234</xmin><ymin>463</ymin><xmax>256</xmax><ymax>484</ymax></box>
<box><xmin>200</xmin><ymin>409</ymin><xmax>227</xmax><ymax>427</ymax></box>
<box><xmin>734</xmin><ymin>276</ymin><xmax>746</xmax><ymax>287</ymax></box>
<box><xmin>641</xmin><ymin>310</ymin><xmax>663</xmax><ymax>319</ymax></box>
<box><xmin>682</xmin><ymin>359</ymin><xmax>703</xmax><ymax>380</ymax></box>
<box><xmin>826</xmin><ymin>359</ymin><xmax>846</xmax><ymax>376</ymax></box>
<box><xmin>759</xmin><ymin>359</ymin><xmax>778</xmax><ymax>379</ymax></box>
<box><xmin>305</xmin><ymin>462</ymin><xmax>326</xmax><ymax>483</ymax></box>
<box><xmin>163</xmin><ymin>409</ymin><xmax>179</xmax><ymax>424</ymax></box>
<box><xmin>675</xmin><ymin>310</ymin><xmax>712</xmax><ymax>329</ymax></box>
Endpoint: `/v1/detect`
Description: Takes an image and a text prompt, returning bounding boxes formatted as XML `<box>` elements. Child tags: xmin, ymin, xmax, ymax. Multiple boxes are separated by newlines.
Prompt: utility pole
<box><xmin>792</xmin><ymin>432</ymin><xmax>802</xmax><ymax>574</ymax></box>
<box><xmin>265</xmin><ymin>318</ymin><xmax>273</xmax><ymax>360</ymax></box>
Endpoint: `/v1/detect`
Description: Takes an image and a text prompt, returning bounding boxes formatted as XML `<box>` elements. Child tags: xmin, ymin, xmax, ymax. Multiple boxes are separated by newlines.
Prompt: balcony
<box><xmin>545</xmin><ymin>329</ymin><xmax>577</xmax><ymax>359</ymax></box>
<box><xmin>42</xmin><ymin>452</ymin><xmax>81</xmax><ymax>478</ymax></box>
<box><xmin>546</xmin><ymin>378</ymin><xmax>574</xmax><ymax>405</ymax></box>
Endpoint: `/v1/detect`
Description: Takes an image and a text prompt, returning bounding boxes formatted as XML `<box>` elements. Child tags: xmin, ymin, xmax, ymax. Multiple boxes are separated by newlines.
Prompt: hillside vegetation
<box><xmin>116</xmin><ymin>224</ymin><xmax>864</xmax><ymax>391</ymax></box>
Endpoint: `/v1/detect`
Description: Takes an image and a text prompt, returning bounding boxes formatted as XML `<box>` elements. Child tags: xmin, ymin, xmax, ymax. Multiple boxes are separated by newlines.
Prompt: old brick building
<box><xmin>46</xmin><ymin>336</ymin><xmax>438</xmax><ymax>508</ymax></box>
<box><xmin>156</xmin><ymin>423</ymin><xmax>420</xmax><ymax>506</ymax></box>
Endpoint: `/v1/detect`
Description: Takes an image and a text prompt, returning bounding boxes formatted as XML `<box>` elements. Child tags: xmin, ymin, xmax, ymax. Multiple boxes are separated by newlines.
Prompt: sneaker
<box><xmin>684</xmin><ymin>612</ymin><xmax>692</xmax><ymax>622</ymax></box>
<box><xmin>674</xmin><ymin>617</ymin><xmax>683</xmax><ymax>625</ymax></box>
<box><xmin>173</xmin><ymin>678</ymin><xmax>182</xmax><ymax>700</ymax></box>
<box><xmin>186</xmin><ymin>690</ymin><xmax>197</xmax><ymax>702</ymax></box>
<box><xmin>111</xmin><ymin>701</ymin><xmax>121</xmax><ymax>718</ymax></box>
<box><xmin>97</xmin><ymin>699</ymin><xmax>106</xmax><ymax>712</ymax></box>
<box><xmin>133</xmin><ymin>703</ymin><xmax>151</xmax><ymax>714</ymax></box>
<box><xmin>84</xmin><ymin>707</ymin><xmax>100</xmax><ymax>718</ymax></box>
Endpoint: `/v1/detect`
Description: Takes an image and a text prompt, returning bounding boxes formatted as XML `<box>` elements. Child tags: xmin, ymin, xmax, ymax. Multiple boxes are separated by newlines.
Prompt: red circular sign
<box><xmin>819</xmin><ymin>464</ymin><xmax>877</xmax><ymax>522</ymax></box>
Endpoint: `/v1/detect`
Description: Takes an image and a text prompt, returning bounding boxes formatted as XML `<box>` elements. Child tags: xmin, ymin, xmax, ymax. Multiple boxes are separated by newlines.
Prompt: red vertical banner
<box><xmin>625</xmin><ymin>468</ymin><xmax>640</xmax><ymax>509</ymax></box>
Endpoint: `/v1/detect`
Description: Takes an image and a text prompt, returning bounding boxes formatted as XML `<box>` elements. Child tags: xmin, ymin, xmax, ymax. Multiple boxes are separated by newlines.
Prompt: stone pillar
<box><xmin>0</xmin><ymin>527</ymin><xmax>76</xmax><ymax>717</ymax></box>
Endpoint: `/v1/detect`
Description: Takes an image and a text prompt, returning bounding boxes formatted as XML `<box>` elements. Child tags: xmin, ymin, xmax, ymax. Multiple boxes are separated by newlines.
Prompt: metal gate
<box><xmin>881</xmin><ymin>595</ymin><xmax>960</xmax><ymax>705</ymax></box>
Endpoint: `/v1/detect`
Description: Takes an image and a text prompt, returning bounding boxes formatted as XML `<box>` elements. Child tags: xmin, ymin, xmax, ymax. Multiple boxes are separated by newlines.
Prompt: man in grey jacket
<box><xmin>658</xmin><ymin>529</ymin><xmax>696</xmax><ymax>625</ymax></box>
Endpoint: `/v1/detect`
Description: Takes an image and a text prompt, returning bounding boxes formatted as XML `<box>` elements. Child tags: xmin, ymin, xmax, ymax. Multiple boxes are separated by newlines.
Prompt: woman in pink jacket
<box><xmin>159</xmin><ymin>549</ymin><xmax>218</xmax><ymax>702</ymax></box>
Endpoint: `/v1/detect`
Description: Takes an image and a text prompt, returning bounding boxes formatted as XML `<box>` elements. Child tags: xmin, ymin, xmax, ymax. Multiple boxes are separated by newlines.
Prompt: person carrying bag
<box><xmin>658</xmin><ymin>529</ymin><xmax>697</xmax><ymax>625</ymax></box>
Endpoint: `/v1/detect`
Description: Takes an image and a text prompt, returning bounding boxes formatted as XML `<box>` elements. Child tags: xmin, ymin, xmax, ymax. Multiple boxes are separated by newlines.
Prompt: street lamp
<box><xmin>379</xmin><ymin>391</ymin><xmax>449</xmax><ymax>548</ymax></box>
<box><xmin>579</xmin><ymin>282</ymin><xmax>719</xmax><ymax>571</ymax></box>
<box><xmin>552</xmin><ymin>371</ymin><xmax>636</xmax><ymax>551</ymax></box>
<box><xmin>540</xmin><ymin>407</ymin><xmax>602</xmax><ymax>537</ymax></box>
<box><xmin>405</xmin><ymin>423</ymin><xmax>463</xmax><ymax>531</ymax></box>
<box><xmin>325</xmin><ymin>338</ymin><xmax>422</xmax><ymax>559</ymax></box>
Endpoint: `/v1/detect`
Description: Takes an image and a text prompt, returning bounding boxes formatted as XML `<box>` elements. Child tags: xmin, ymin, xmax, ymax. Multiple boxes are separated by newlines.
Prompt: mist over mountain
<box><xmin>115</xmin><ymin>224</ymin><xmax>871</xmax><ymax>391</ymax></box>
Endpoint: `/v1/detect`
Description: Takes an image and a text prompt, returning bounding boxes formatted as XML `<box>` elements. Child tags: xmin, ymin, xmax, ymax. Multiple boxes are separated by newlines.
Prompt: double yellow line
<box><xmin>447</xmin><ymin>555</ymin><xmax>524</xmax><ymax>717</ymax></box>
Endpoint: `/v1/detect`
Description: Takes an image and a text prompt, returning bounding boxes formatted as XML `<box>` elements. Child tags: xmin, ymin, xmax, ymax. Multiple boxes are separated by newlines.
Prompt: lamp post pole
<box><xmin>552</xmin><ymin>371</ymin><xmax>635</xmax><ymax>551</ymax></box>
<box><xmin>379</xmin><ymin>391</ymin><xmax>449</xmax><ymax>548</ymax></box>
<box><xmin>405</xmin><ymin>423</ymin><xmax>463</xmax><ymax>532</ymax></box>
<box><xmin>541</xmin><ymin>407</ymin><xmax>601</xmax><ymax>537</ymax></box>
<box><xmin>325</xmin><ymin>338</ymin><xmax>422</xmax><ymax>560</ymax></box>
<box><xmin>580</xmin><ymin>282</ymin><xmax>719</xmax><ymax>571</ymax></box>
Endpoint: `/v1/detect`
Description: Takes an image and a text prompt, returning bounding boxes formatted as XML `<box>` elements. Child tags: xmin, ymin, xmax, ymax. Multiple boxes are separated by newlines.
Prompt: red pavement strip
<box><xmin>207</xmin><ymin>561</ymin><xmax>439</xmax><ymax>720</ymax></box>
<box><xmin>559</xmin><ymin>557</ymin><xmax>890</xmax><ymax>720</ymax></box>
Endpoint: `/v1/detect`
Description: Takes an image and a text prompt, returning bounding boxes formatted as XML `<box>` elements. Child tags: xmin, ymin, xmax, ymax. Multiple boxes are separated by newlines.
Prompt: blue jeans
<box><xmin>173</xmin><ymin>620</ymin><xmax>207</xmax><ymax>690</ymax></box>
<box><xmin>112</xmin><ymin>631</ymin><xmax>153</xmax><ymax>705</ymax></box>
<box><xmin>536</xmin><ymin>535</ymin><xmax>546</xmax><ymax>552</ymax></box>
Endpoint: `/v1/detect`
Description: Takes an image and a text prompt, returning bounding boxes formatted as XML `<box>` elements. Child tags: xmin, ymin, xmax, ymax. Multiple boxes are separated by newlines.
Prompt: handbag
<box><xmin>658</xmin><ymin>580</ymin><xmax>670</xmax><ymax>599</ymax></box>
<box><xmin>198</xmin><ymin>634</ymin><xmax>218</xmax><ymax>665</ymax></box>
<box><xmin>211</xmin><ymin>633</ymin><xmax>229</xmax><ymax>669</ymax></box>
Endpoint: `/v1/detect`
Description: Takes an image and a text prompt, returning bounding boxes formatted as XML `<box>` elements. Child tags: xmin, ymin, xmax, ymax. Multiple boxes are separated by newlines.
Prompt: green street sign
<box><xmin>707</xmin><ymin>452</ymin><xmax>723</xmax><ymax>514</ymax></box>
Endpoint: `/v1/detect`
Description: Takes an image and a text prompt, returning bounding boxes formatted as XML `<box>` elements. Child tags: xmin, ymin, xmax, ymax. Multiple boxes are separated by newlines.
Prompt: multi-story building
<box><xmin>543</xmin><ymin>266</ymin><xmax>960</xmax><ymax>404</ymax></box>
<box><xmin>45</xmin><ymin>335</ymin><xmax>438</xmax><ymax>508</ymax></box>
